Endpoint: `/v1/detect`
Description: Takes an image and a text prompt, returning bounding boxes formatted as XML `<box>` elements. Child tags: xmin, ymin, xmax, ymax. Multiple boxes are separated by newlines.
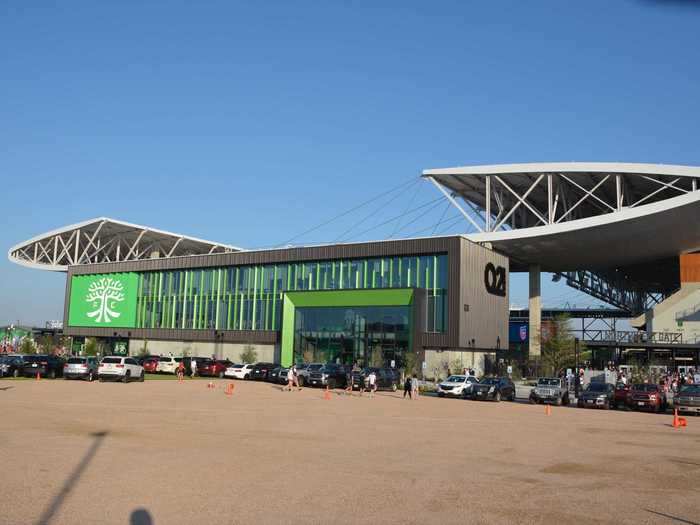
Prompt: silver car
<box><xmin>63</xmin><ymin>356</ymin><xmax>99</xmax><ymax>381</ymax></box>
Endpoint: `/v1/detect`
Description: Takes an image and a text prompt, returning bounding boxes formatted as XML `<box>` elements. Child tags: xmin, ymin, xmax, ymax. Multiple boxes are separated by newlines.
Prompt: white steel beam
<box><xmin>427</xmin><ymin>177</ymin><xmax>484</xmax><ymax>233</ymax></box>
<box><xmin>493</xmin><ymin>174</ymin><xmax>546</xmax><ymax>230</ymax></box>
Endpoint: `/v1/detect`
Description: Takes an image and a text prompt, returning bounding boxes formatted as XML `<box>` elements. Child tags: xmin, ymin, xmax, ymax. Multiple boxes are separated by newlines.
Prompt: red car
<box><xmin>196</xmin><ymin>359</ymin><xmax>232</xmax><ymax>378</ymax></box>
<box><xmin>142</xmin><ymin>357</ymin><xmax>159</xmax><ymax>374</ymax></box>
<box><xmin>613</xmin><ymin>382</ymin><xmax>632</xmax><ymax>409</ymax></box>
<box><xmin>628</xmin><ymin>383</ymin><xmax>667</xmax><ymax>412</ymax></box>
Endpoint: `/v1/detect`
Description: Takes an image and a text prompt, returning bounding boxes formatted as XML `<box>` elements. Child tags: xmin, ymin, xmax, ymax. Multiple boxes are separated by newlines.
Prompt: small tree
<box><xmin>541</xmin><ymin>315</ymin><xmax>576</xmax><ymax>376</ymax></box>
<box><xmin>19</xmin><ymin>337</ymin><xmax>36</xmax><ymax>354</ymax></box>
<box><xmin>84</xmin><ymin>338</ymin><xmax>98</xmax><ymax>356</ymax></box>
<box><xmin>240</xmin><ymin>344</ymin><xmax>258</xmax><ymax>364</ymax></box>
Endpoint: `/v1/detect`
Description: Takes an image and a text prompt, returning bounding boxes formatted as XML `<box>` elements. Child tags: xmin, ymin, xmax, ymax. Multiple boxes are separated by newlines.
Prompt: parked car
<box><xmin>628</xmin><ymin>383</ymin><xmax>667</xmax><ymax>412</ymax></box>
<box><xmin>436</xmin><ymin>375</ymin><xmax>478</xmax><ymax>398</ymax></box>
<box><xmin>98</xmin><ymin>356</ymin><xmax>144</xmax><ymax>383</ymax></box>
<box><xmin>309</xmin><ymin>363</ymin><xmax>348</xmax><ymax>388</ymax></box>
<box><xmin>0</xmin><ymin>354</ymin><xmax>26</xmax><ymax>378</ymax></box>
<box><xmin>142</xmin><ymin>357</ymin><xmax>159</xmax><ymax>374</ymax></box>
<box><xmin>351</xmin><ymin>368</ymin><xmax>400</xmax><ymax>392</ymax></box>
<box><xmin>250</xmin><ymin>362</ymin><xmax>276</xmax><ymax>381</ymax></box>
<box><xmin>297</xmin><ymin>363</ymin><xmax>323</xmax><ymax>387</ymax></box>
<box><xmin>21</xmin><ymin>354</ymin><xmax>65</xmax><ymax>379</ymax></box>
<box><xmin>612</xmin><ymin>382</ymin><xmax>632</xmax><ymax>409</ymax></box>
<box><xmin>529</xmin><ymin>377</ymin><xmax>570</xmax><ymax>406</ymax></box>
<box><xmin>577</xmin><ymin>382</ymin><xmax>615</xmax><ymax>409</ymax></box>
<box><xmin>674</xmin><ymin>384</ymin><xmax>700</xmax><ymax>415</ymax></box>
<box><xmin>63</xmin><ymin>356</ymin><xmax>99</xmax><ymax>381</ymax></box>
<box><xmin>268</xmin><ymin>367</ymin><xmax>289</xmax><ymax>384</ymax></box>
<box><xmin>470</xmin><ymin>377</ymin><xmax>515</xmax><ymax>402</ymax></box>
<box><xmin>156</xmin><ymin>356</ymin><xmax>178</xmax><ymax>374</ymax></box>
<box><xmin>197</xmin><ymin>359</ymin><xmax>232</xmax><ymax>378</ymax></box>
<box><xmin>224</xmin><ymin>363</ymin><xmax>254</xmax><ymax>379</ymax></box>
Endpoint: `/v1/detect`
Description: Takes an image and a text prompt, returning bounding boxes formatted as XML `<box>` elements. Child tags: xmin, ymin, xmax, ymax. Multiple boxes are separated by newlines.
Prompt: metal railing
<box><xmin>583</xmin><ymin>330</ymin><xmax>683</xmax><ymax>344</ymax></box>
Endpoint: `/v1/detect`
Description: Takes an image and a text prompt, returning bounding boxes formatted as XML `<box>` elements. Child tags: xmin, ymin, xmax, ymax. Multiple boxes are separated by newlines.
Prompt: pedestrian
<box><xmin>411</xmin><ymin>374</ymin><xmax>419</xmax><ymax>400</ymax></box>
<box><xmin>286</xmin><ymin>364</ymin><xmax>295</xmax><ymax>391</ymax></box>
<box><xmin>191</xmin><ymin>358</ymin><xmax>197</xmax><ymax>378</ymax></box>
<box><xmin>176</xmin><ymin>360</ymin><xmax>185</xmax><ymax>381</ymax></box>
<box><xmin>368</xmin><ymin>370</ymin><xmax>377</xmax><ymax>398</ymax></box>
<box><xmin>345</xmin><ymin>367</ymin><xmax>353</xmax><ymax>395</ymax></box>
<box><xmin>403</xmin><ymin>375</ymin><xmax>412</xmax><ymax>399</ymax></box>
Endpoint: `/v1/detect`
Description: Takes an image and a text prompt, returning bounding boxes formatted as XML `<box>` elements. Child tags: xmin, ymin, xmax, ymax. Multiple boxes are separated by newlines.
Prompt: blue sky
<box><xmin>1</xmin><ymin>0</ymin><xmax>699</xmax><ymax>325</ymax></box>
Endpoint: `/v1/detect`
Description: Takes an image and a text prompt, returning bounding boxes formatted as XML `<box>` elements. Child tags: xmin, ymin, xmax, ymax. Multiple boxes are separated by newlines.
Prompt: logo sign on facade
<box><xmin>519</xmin><ymin>325</ymin><xmax>527</xmax><ymax>341</ymax></box>
<box><xmin>484</xmin><ymin>262</ymin><xmax>506</xmax><ymax>297</ymax></box>
<box><xmin>113</xmin><ymin>341</ymin><xmax>128</xmax><ymax>356</ymax></box>
<box><xmin>68</xmin><ymin>273</ymin><xmax>138</xmax><ymax>328</ymax></box>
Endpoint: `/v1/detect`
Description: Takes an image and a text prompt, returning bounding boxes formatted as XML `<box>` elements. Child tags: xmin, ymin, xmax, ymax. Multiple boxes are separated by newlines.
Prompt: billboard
<box><xmin>68</xmin><ymin>273</ymin><xmax>138</xmax><ymax>328</ymax></box>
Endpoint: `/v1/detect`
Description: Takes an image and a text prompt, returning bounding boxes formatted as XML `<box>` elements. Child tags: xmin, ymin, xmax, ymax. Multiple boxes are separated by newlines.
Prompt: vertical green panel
<box><xmin>339</xmin><ymin>260</ymin><xmax>344</xmax><ymax>289</ymax></box>
<box><xmin>215</xmin><ymin>268</ymin><xmax>221</xmax><ymax>329</ymax></box>
<box><xmin>363</xmin><ymin>260</ymin><xmax>368</xmax><ymax>288</ymax></box>
<box><xmin>251</xmin><ymin>266</ymin><xmax>258</xmax><ymax>330</ymax></box>
<box><xmin>316</xmin><ymin>262</ymin><xmax>320</xmax><ymax>290</ymax></box>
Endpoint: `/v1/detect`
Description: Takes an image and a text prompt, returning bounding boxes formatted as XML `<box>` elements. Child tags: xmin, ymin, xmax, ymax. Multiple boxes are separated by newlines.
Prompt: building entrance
<box><xmin>293</xmin><ymin>305</ymin><xmax>410</xmax><ymax>368</ymax></box>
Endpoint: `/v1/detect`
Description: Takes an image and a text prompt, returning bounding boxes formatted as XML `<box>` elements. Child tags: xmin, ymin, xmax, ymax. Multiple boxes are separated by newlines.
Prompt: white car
<box><xmin>156</xmin><ymin>356</ymin><xmax>178</xmax><ymax>374</ymax></box>
<box><xmin>98</xmin><ymin>356</ymin><xmax>144</xmax><ymax>383</ymax></box>
<box><xmin>437</xmin><ymin>375</ymin><xmax>479</xmax><ymax>397</ymax></box>
<box><xmin>225</xmin><ymin>363</ymin><xmax>254</xmax><ymax>379</ymax></box>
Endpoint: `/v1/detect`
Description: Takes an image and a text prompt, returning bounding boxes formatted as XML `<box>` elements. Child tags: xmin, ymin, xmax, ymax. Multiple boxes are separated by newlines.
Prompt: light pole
<box><xmin>574</xmin><ymin>337</ymin><xmax>580</xmax><ymax>397</ymax></box>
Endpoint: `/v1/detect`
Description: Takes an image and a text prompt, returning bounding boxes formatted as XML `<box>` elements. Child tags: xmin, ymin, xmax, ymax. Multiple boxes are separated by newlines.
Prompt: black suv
<box><xmin>470</xmin><ymin>377</ymin><xmax>515</xmax><ymax>401</ymax></box>
<box><xmin>250</xmin><ymin>362</ymin><xmax>276</xmax><ymax>381</ymax></box>
<box><xmin>351</xmin><ymin>368</ymin><xmax>400</xmax><ymax>392</ymax></box>
<box><xmin>0</xmin><ymin>355</ymin><xmax>26</xmax><ymax>378</ymax></box>
<box><xmin>308</xmin><ymin>363</ymin><xmax>348</xmax><ymax>388</ymax></box>
<box><xmin>21</xmin><ymin>354</ymin><xmax>65</xmax><ymax>379</ymax></box>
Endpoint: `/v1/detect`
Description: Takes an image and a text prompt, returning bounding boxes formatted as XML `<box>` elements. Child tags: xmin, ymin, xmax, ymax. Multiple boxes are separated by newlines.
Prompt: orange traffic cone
<box><xmin>545</xmin><ymin>404</ymin><xmax>551</xmax><ymax>416</ymax></box>
<box><xmin>673</xmin><ymin>409</ymin><xmax>680</xmax><ymax>428</ymax></box>
<box><xmin>225</xmin><ymin>383</ymin><xmax>234</xmax><ymax>396</ymax></box>
<box><xmin>679</xmin><ymin>416</ymin><xmax>688</xmax><ymax>428</ymax></box>
<box><xmin>36</xmin><ymin>372</ymin><xmax>41</xmax><ymax>381</ymax></box>
<box><xmin>324</xmin><ymin>385</ymin><xmax>331</xmax><ymax>400</ymax></box>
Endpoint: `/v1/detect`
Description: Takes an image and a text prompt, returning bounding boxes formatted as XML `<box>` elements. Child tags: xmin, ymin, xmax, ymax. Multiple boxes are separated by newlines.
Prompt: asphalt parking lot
<box><xmin>1</xmin><ymin>379</ymin><xmax>699</xmax><ymax>525</ymax></box>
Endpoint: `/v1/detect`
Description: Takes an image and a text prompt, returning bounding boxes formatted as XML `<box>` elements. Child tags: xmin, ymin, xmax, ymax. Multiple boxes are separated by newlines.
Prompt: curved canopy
<box><xmin>8</xmin><ymin>217</ymin><xmax>242</xmax><ymax>271</ymax></box>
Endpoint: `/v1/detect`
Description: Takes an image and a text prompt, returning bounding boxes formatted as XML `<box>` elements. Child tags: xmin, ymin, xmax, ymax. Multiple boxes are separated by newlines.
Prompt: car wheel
<box><xmin>603</xmin><ymin>400</ymin><xmax>610</xmax><ymax>410</ymax></box>
<box><xmin>244</xmin><ymin>374</ymin><xmax>250</xmax><ymax>380</ymax></box>
<box><xmin>495</xmin><ymin>391</ymin><xmax>501</xmax><ymax>402</ymax></box>
<box><xmin>529</xmin><ymin>396</ymin><xmax>537</xmax><ymax>404</ymax></box>
<box><xmin>139</xmin><ymin>371</ymin><xmax>145</xmax><ymax>382</ymax></box>
<box><xmin>555</xmin><ymin>396</ymin><xmax>562</xmax><ymax>406</ymax></box>
<box><xmin>123</xmin><ymin>371</ymin><xmax>131</xmax><ymax>384</ymax></box>
<box><xmin>438</xmin><ymin>392</ymin><xmax>445</xmax><ymax>398</ymax></box>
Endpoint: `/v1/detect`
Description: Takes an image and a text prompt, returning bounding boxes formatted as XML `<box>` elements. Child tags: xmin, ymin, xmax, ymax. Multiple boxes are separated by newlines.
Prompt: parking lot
<box><xmin>1</xmin><ymin>379</ymin><xmax>699</xmax><ymax>525</ymax></box>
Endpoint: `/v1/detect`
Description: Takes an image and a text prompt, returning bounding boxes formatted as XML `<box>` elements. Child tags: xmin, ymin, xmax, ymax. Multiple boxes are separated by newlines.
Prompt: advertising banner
<box><xmin>68</xmin><ymin>273</ymin><xmax>138</xmax><ymax>328</ymax></box>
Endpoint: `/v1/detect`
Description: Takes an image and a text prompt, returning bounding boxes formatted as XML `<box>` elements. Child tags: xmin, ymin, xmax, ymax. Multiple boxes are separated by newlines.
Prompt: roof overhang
<box><xmin>8</xmin><ymin>217</ymin><xmax>242</xmax><ymax>272</ymax></box>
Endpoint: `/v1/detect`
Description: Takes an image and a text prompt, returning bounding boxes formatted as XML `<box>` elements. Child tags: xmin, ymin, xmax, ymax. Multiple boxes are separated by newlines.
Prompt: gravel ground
<box><xmin>1</xmin><ymin>378</ymin><xmax>699</xmax><ymax>525</ymax></box>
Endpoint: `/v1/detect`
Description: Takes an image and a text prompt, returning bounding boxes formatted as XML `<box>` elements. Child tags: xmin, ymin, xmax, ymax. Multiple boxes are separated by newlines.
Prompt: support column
<box><xmin>529</xmin><ymin>264</ymin><xmax>541</xmax><ymax>357</ymax></box>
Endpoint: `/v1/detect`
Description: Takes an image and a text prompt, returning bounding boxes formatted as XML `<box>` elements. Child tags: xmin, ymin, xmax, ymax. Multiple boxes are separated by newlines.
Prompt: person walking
<box><xmin>286</xmin><ymin>364</ymin><xmax>295</xmax><ymax>391</ymax></box>
<box><xmin>345</xmin><ymin>367</ymin><xmax>354</xmax><ymax>396</ymax></box>
<box><xmin>411</xmin><ymin>374</ymin><xmax>419</xmax><ymax>400</ymax></box>
<box><xmin>176</xmin><ymin>360</ymin><xmax>185</xmax><ymax>381</ymax></box>
<box><xmin>190</xmin><ymin>358</ymin><xmax>197</xmax><ymax>378</ymax></box>
<box><xmin>368</xmin><ymin>370</ymin><xmax>377</xmax><ymax>398</ymax></box>
<box><xmin>403</xmin><ymin>374</ymin><xmax>412</xmax><ymax>399</ymax></box>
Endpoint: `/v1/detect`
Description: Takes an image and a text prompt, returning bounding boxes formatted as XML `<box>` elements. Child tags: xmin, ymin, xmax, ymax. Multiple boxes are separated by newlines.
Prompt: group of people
<box><xmin>403</xmin><ymin>374</ymin><xmax>420</xmax><ymax>399</ymax></box>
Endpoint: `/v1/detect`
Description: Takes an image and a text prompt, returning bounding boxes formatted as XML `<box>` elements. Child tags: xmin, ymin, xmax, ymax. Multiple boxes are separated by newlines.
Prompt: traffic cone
<box><xmin>225</xmin><ymin>383</ymin><xmax>234</xmax><ymax>396</ymax></box>
<box><xmin>679</xmin><ymin>416</ymin><xmax>688</xmax><ymax>428</ymax></box>
<box><xmin>545</xmin><ymin>404</ymin><xmax>551</xmax><ymax>416</ymax></box>
<box><xmin>36</xmin><ymin>372</ymin><xmax>41</xmax><ymax>381</ymax></box>
<box><xmin>324</xmin><ymin>385</ymin><xmax>331</xmax><ymax>400</ymax></box>
<box><xmin>673</xmin><ymin>409</ymin><xmax>680</xmax><ymax>428</ymax></box>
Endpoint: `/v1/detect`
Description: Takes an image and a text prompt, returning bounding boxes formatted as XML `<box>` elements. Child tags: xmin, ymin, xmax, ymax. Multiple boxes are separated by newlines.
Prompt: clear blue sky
<box><xmin>2</xmin><ymin>0</ymin><xmax>699</xmax><ymax>325</ymax></box>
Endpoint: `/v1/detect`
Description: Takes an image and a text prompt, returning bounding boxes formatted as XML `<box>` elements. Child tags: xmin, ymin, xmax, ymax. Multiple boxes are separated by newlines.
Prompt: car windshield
<box><xmin>632</xmin><ymin>384</ymin><xmax>658</xmax><ymax>392</ymax></box>
<box><xmin>102</xmin><ymin>357</ymin><xmax>122</xmax><ymax>364</ymax></box>
<box><xmin>586</xmin><ymin>383</ymin><xmax>608</xmax><ymax>392</ymax></box>
<box><xmin>680</xmin><ymin>385</ymin><xmax>700</xmax><ymax>395</ymax></box>
<box><xmin>537</xmin><ymin>378</ymin><xmax>560</xmax><ymax>386</ymax></box>
<box><xmin>480</xmin><ymin>378</ymin><xmax>499</xmax><ymax>385</ymax></box>
<box><xmin>308</xmin><ymin>364</ymin><xmax>323</xmax><ymax>370</ymax></box>
<box><xmin>446</xmin><ymin>375</ymin><xmax>466</xmax><ymax>383</ymax></box>
<box><xmin>67</xmin><ymin>358</ymin><xmax>86</xmax><ymax>364</ymax></box>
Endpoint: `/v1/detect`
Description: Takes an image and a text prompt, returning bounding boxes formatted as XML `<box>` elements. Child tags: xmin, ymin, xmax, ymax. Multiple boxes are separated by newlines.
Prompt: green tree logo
<box><xmin>85</xmin><ymin>277</ymin><xmax>125</xmax><ymax>323</ymax></box>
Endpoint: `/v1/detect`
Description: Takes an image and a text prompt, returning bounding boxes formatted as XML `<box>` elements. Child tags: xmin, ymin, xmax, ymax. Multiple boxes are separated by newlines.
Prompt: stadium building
<box><xmin>9</xmin><ymin>163</ymin><xmax>700</xmax><ymax>372</ymax></box>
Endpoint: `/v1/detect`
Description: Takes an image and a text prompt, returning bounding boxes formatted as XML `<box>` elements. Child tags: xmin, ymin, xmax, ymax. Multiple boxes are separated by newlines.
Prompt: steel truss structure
<box><xmin>423</xmin><ymin>163</ymin><xmax>700</xmax><ymax>314</ymax></box>
<box><xmin>8</xmin><ymin>218</ymin><xmax>241</xmax><ymax>272</ymax></box>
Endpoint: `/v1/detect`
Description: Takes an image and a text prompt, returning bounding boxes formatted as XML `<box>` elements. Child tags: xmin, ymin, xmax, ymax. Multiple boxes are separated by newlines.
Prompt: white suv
<box><xmin>437</xmin><ymin>375</ymin><xmax>479</xmax><ymax>397</ymax></box>
<box><xmin>225</xmin><ymin>363</ymin><xmax>254</xmax><ymax>379</ymax></box>
<box><xmin>98</xmin><ymin>356</ymin><xmax>144</xmax><ymax>383</ymax></box>
<box><xmin>156</xmin><ymin>356</ymin><xmax>178</xmax><ymax>374</ymax></box>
